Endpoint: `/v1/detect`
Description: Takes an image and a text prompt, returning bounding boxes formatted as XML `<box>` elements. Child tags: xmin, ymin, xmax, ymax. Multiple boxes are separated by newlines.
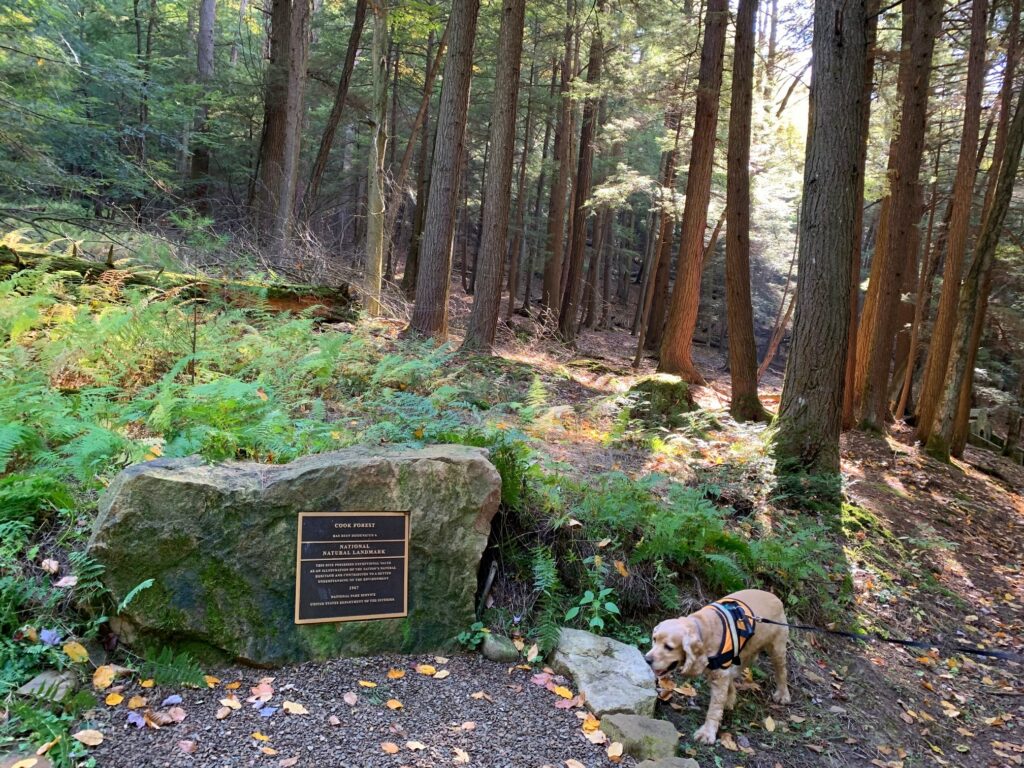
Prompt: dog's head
<box><xmin>645</xmin><ymin>617</ymin><xmax>707</xmax><ymax>677</ymax></box>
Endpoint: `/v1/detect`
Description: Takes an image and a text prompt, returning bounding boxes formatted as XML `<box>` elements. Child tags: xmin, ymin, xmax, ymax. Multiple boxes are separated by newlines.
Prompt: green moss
<box><xmin>626</xmin><ymin>374</ymin><xmax>696</xmax><ymax>429</ymax></box>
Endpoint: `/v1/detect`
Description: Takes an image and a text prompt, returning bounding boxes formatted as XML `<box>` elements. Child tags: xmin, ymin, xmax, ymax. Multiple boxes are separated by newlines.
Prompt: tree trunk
<box><xmin>252</xmin><ymin>0</ymin><xmax>311</xmax><ymax>253</ymax></box>
<box><xmin>855</xmin><ymin>0</ymin><xmax>941</xmax><ymax>431</ymax></box>
<box><xmin>657</xmin><ymin>0</ymin><xmax>728</xmax><ymax>383</ymax></box>
<box><xmin>190</xmin><ymin>0</ymin><xmax>216</xmax><ymax>209</ymax></box>
<box><xmin>926</xmin><ymin>82</ymin><xmax>1024</xmax><ymax>461</ymax></box>
<box><xmin>364</xmin><ymin>1</ymin><xmax>388</xmax><ymax>317</ymax></box>
<box><xmin>773</xmin><ymin>0</ymin><xmax>868</xmax><ymax>481</ymax></box>
<box><xmin>304</xmin><ymin>0</ymin><xmax>366</xmax><ymax>214</ymax></box>
<box><xmin>506</xmin><ymin>44</ymin><xmax>538</xmax><ymax>321</ymax></box>
<box><xmin>408</xmin><ymin>0</ymin><xmax>481</xmax><ymax>338</ymax></box>
<box><xmin>644</xmin><ymin>126</ymin><xmax>682</xmax><ymax>351</ymax></box>
<box><xmin>558</xmin><ymin>0</ymin><xmax>606</xmax><ymax>343</ymax></box>
<box><xmin>950</xmin><ymin>0</ymin><xmax>1018</xmax><ymax>455</ymax></box>
<box><xmin>387</xmin><ymin>27</ymin><xmax>448</xmax><ymax>283</ymax></box>
<box><xmin>840</xmin><ymin>0</ymin><xmax>879</xmax><ymax>430</ymax></box>
<box><xmin>725</xmin><ymin>0</ymin><xmax>768</xmax><ymax>422</ymax></box>
<box><xmin>915</xmin><ymin>0</ymin><xmax>988</xmax><ymax>443</ymax></box>
<box><xmin>463</xmin><ymin>0</ymin><xmax>527</xmax><ymax>352</ymax></box>
<box><xmin>541</xmin><ymin>0</ymin><xmax>575</xmax><ymax>314</ymax></box>
<box><xmin>521</xmin><ymin>61</ymin><xmax>558</xmax><ymax>313</ymax></box>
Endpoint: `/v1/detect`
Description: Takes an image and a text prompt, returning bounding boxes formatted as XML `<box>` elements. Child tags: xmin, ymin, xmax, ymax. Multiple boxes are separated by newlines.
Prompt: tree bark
<box><xmin>408</xmin><ymin>0</ymin><xmax>481</xmax><ymax>338</ymax></box>
<box><xmin>462</xmin><ymin>0</ymin><xmax>527</xmax><ymax>351</ymax></box>
<box><xmin>364</xmin><ymin>1</ymin><xmax>388</xmax><ymax>317</ymax></box>
<box><xmin>506</xmin><ymin>41</ymin><xmax>538</xmax><ymax>322</ymax></box>
<box><xmin>840</xmin><ymin>0</ymin><xmax>879</xmax><ymax>430</ymax></box>
<box><xmin>521</xmin><ymin>61</ymin><xmax>559</xmax><ymax>313</ymax></box>
<box><xmin>855</xmin><ymin>0</ymin><xmax>941</xmax><ymax>431</ymax></box>
<box><xmin>190</xmin><ymin>0</ymin><xmax>216</xmax><ymax>209</ymax></box>
<box><xmin>725</xmin><ymin>0</ymin><xmax>768</xmax><ymax>422</ymax></box>
<box><xmin>926</xmin><ymin>82</ymin><xmax>1024</xmax><ymax>461</ymax></box>
<box><xmin>773</xmin><ymin>0</ymin><xmax>868</xmax><ymax>480</ymax></box>
<box><xmin>558</xmin><ymin>0</ymin><xmax>606</xmax><ymax>343</ymax></box>
<box><xmin>915</xmin><ymin>0</ymin><xmax>988</xmax><ymax>443</ymax></box>
<box><xmin>252</xmin><ymin>0</ymin><xmax>311</xmax><ymax>253</ymax></box>
<box><xmin>657</xmin><ymin>0</ymin><xmax>728</xmax><ymax>383</ymax></box>
<box><xmin>541</xmin><ymin>0</ymin><xmax>575</xmax><ymax>314</ymax></box>
<box><xmin>304</xmin><ymin>0</ymin><xmax>366</xmax><ymax>214</ymax></box>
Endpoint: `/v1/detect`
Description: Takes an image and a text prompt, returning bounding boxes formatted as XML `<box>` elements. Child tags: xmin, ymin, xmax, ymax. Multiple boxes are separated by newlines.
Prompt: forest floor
<box><xmin>488</xmin><ymin>318</ymin><xmax>1024</xmax><ymax>768</ymax></box>
<box><xmin>3</xmin><ymin>266</ymin><xmax>1022</xmax><ymax>768</ymax></box>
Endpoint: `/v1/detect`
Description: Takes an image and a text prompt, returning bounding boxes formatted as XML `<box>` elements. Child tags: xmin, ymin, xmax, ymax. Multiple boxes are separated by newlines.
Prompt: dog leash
<box><xmin>752</xmin><ymin>616</ymin><xmax>1024</xmax><ymax>664</ymax></box>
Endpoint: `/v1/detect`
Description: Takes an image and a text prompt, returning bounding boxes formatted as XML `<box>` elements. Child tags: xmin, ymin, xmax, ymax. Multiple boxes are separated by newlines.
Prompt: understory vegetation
<box><xmin>0</xmin><ymin>244</ymin><xmax>846</xmax><ymax>764</ymax></box>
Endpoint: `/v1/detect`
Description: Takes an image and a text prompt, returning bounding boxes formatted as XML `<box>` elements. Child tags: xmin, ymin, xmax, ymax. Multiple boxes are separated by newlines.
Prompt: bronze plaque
<box><xmin>294</xmin><ymin>512</ymin><xmax>409</xmax><ymax>624</ymax></box>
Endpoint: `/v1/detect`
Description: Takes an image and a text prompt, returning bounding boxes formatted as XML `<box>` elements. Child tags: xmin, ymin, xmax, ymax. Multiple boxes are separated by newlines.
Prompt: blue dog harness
<box><xmin>705</xmin><ymin>598</ymin><xmax>757</xmax><ymax>670</ymax></box>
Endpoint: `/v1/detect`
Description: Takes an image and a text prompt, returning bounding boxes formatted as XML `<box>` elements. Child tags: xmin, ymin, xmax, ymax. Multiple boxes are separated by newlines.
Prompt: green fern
<box><xmin>137</xmin><ymin>646</ymin><xmax>206</xmax><ymax>687</ymax></box>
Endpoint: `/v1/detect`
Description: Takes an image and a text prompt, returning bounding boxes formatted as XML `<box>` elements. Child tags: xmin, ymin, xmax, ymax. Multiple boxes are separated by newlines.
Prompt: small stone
<box><xmin>16</xmin><ymin>670</ymin><xmax>77</xmax><ymax>702</ymax></box>
<box><xmin>601</xmin><ymin>714</ymin><xmax>680</xmax><ymax>762</ymax></box>
<box><xmin>636</xmin><ymin>759</ymin><xmax>700</xmax><ymax>768</ymax></box>
<box><xmin>551</xmin><ymin>628</ymin><xmax>656</xmax><ymax>717</ymax></box>
<box><xmin>481</xmin><ymin>633</ymin><xmax>519</xmax><ymax>663</ymax></box>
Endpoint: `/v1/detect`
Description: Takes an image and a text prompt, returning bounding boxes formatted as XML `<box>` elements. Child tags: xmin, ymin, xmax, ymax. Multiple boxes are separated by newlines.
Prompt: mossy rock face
<box><xmin>627</xmin><ymin>374</ymin><xmax>697</xmax><ymax>429</ymax></box>
<box><xmin>88</xmin><ymin>446</ymin><xmax>500</xmax><ymax>666</ymax></box>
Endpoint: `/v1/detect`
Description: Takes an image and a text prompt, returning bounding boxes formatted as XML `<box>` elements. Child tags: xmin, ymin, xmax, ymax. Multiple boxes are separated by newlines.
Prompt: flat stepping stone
<box><xmin>551</xmin><ymin>628</ymin><xmax>657</xmax><ymax>717</ymax></box>
<box><xmin>602</xmin><ymin>714</ymin><xmax>680</xmax><ymax>762</ymax></box>
<box><xmin>637</xmin><ymin>759</ymin><xmax>700</xmax><ymax>768</ymax></box>
<box><xmin>16</xmin><ymin>670</ymin><xmax>76</xmax><ymax>702</ymax></box>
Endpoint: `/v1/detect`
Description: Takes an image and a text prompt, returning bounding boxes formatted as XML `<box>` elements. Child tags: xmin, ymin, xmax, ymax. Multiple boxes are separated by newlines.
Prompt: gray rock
<box><xmin>481</xmin><ymin>633</ymin><xmax>520</xmax><ymax>663</ymax></box>
<box><xmin>88</xmin><ymin>446</ymin><xmax>501</xmax><ymax>665</ymax></box>
<box><xmin>601</xmin><ymin>714</ymin><xmax>680</xmax><ymax>762</ymax></box>
<box><xmin>551</xmin><ymin>628</ymin><xmax>657</xmax><ymax>717</ymax></box>
<box><xmin>16</xmin><ymin>670</ymin><xmax>77</xmax><ymax>702</ymax></box>
<box><xmin>636</xmin><ymin>759</ymin><xmax>700</xmax><ymax>768</ymax></box>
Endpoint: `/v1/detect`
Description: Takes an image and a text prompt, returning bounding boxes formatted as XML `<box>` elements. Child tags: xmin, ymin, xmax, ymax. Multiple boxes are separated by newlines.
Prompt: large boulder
<box><xmin>551</xmin><ymin>628</ymin><xmax>657</xmax><ymax>717</ymax></box>
<box><xmin>88</xmin><ymin>446</ymin><xmax>501</xmax><ymax>666</ymax></box>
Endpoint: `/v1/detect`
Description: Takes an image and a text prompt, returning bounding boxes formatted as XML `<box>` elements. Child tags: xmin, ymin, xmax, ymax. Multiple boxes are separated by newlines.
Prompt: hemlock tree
<box><xmin>364</xmin><ymin>1</ymin><xmax>388</xmax><ymax>318</ymax></box>
<box><xmin>724</xmin><ymin>0</ymin><xmax>768</xmax><ymax>422</ymax></box>
<box><xmin>408</xmin><ymin>0</ymin><xmax>481</xmax><ymax>338</ymax></box>
<box><xmin>251</xmin><ymin>0</ymin><xmax>311</xmax><ymax>252</ymax></box>
<box><xmin>657</xmin><ymin>0</ymin><xmax>728</xmax><ymax>384</ymax></box>
<box><xmin>463</xmin><ymin>0</ymin><xmax>527</xmax><ymax>351</ymax></box>
<box><xmin>772</xmin><ymin>0</ymin><xmax>868</xmax><ymax>483</ymax></box>
<box><xmin>190</xmin><ymin>0</ymin><xmax>216</xmax><ymax>209</ymax></box>
<box><xmin>926</xmin><ymin>83</ymin><xmax>1024</xmax><ymax>461</ymax></box>
<box><xmin>915</xmin><ymin>0</ymin><xmax>988</xmax><ymax>443</ymax></box>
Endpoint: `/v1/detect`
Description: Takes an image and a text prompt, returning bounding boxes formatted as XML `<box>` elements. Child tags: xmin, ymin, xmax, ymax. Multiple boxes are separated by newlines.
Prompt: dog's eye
<box><xmin>664</xmin><ymin>644</ymin><xmax>674</xmax><ymax>651</ymax></box>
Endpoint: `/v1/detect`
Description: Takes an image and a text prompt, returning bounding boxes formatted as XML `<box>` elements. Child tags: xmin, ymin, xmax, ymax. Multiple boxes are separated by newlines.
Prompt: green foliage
<box><xmin>136</xmin><ymin>646</ymin><xmax>207</xmax><ymax>688</ymax></box>
<box><xmin>456</xmin><ymin>621</ymin><xmax>487</xmax><ymax>650</ymax></box>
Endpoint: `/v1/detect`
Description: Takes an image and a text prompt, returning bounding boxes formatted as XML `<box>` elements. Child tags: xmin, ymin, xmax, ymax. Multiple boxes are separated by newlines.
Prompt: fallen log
<box><xmin>0</xmin><ymin>245</ymin><xmax>357</xmax><ymax>321</ymax></box>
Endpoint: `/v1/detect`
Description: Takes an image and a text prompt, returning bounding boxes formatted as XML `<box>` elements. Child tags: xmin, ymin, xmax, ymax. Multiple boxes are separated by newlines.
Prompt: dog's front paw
<box><xmin>693</xmin><ymin>723</ymin><xmax>718</xmax><ymax>745</ymax></box>
<box><xmin>772</xmin><ymin>688</ymin><xmax>791</xmax><ymax>705</ymax></box>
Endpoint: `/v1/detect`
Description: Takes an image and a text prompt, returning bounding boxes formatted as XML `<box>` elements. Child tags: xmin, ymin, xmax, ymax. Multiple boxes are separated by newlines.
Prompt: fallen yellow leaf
<box><xmin>93</xmin><ymin>664</ymin><xmax>117</xmax><ymax>690</ymax></box>
<box><xmin>386</xmin><ymin>699</ymin><xmax>403</xmax><ymax>710</ymax></box>
<box><xmin>582</xmin><ymin>713</ymin><xmax>600</xmax><ymax>732</ymax></box>
<box><xmin>204</xmin><ymin>675</ymin><xmax>220</xmax><ymax>688</ymax></box>
<box><xmin>282</xmin><ymin>700</ymin><xmax>308</xmax><ymax>715</ymax></box>
<box><xmin>35</xmin><ymin>736</ymin><xmax>60</xmax><ymax>756</ymax></box>
<box><xmin>220</xmin><ymin>696</ymin><xmax>242</xmax><ymax>710</ymax></box>
<box><xmin>415</xmin><ymin>664</ymin><xmax>436</xmax><ymax>676</ymax></box>
<box><xmin>104</xmin><ymin>692</ymin><xmax>124</xmax><ymax>706</ymax></box>
<box><xmin>358</xmin><ymin>680</ymin><xmax>377</xmax><ymax>688</ymax></box>
<box><xmin>260</xmin><ymin>746</ymin><xmax>278</xmax><ymax>756</ymax></box>
<box><xmin>225</xmin><ymin>681</ymin><xmax>241</xmax><ymax>690</ymax></box>
<box><xmin>433</xmin><ymin>669</ymin><xmax>451</xmax><ymax>679</ymax></box>
<box><xmin>140</xmin><ymin>679</ymin><xmax>155</xmax><ymax>688</ymax></box>
<box><xmin>11</xmin><ymin>759</ymin><xmax>38</xmax><ymax>768</ymax></box>
<box><xmin>386</xmin><ymin>668</ymin><xmax>405</xmax><ymax>679</ymax></box>
<box><xmin>252</xmin><ymin>732</ymin><xmax>270</xmax><ymax>742</ymax></box>
<box><xmin>128</xmin><ymin>695</ymin><xmax>148</xmax><ymax>709</ymax></box>
<box><xmin>607</xmin><ymin>741</ymin><xmax>624</xmax><ymax>762</ymax></box>
<box><xmin>614</xmin><ymin>560</ymin><xmax>630</xmax><ymax>578</ymax></box>
<box><xmin>406</xmin><ymin>741</ymin><xmax>426</xmax><ymax>751</ymax></box>
<box><xmin>72</xmin><ymin>729</ymin><xmax>103</xmax><ymax>747</ymax></box>
<box><xmin>552</xmin><ymin>685</ymin><xmax>574</xmax><ymax>699</ymax></box>
<box><xmin>62</xmin><ymin>641</ymin><xmax>89</xmax><ymax>663</ymax></box>
<box><xmin>381</xmin><ymin>742</ymin><xmax>400</xmax><ymax>754</ymax></box>
<box><xmin>764</xmin><ymin>715</ymin><xmax>776</xmax><ymax>732</ymax></box>
<box><xmin>454</xmin><ymin>747</ymin><xmax>470</xmax><ymax>764</ymax></box>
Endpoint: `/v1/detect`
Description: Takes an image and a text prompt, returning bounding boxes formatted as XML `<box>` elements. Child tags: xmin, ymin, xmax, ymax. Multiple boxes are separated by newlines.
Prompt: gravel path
<box><xmin>88</xmin><ymin>654</ymin><xmax>636</xmax><ymax>768</ymax></box>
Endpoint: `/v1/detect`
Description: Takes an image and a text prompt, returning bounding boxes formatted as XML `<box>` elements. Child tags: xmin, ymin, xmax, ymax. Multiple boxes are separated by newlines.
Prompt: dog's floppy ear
<box><xmin>679</xmin><ymin>620</ymin><xmax>708</xmax><ymax>676</ymax></box>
